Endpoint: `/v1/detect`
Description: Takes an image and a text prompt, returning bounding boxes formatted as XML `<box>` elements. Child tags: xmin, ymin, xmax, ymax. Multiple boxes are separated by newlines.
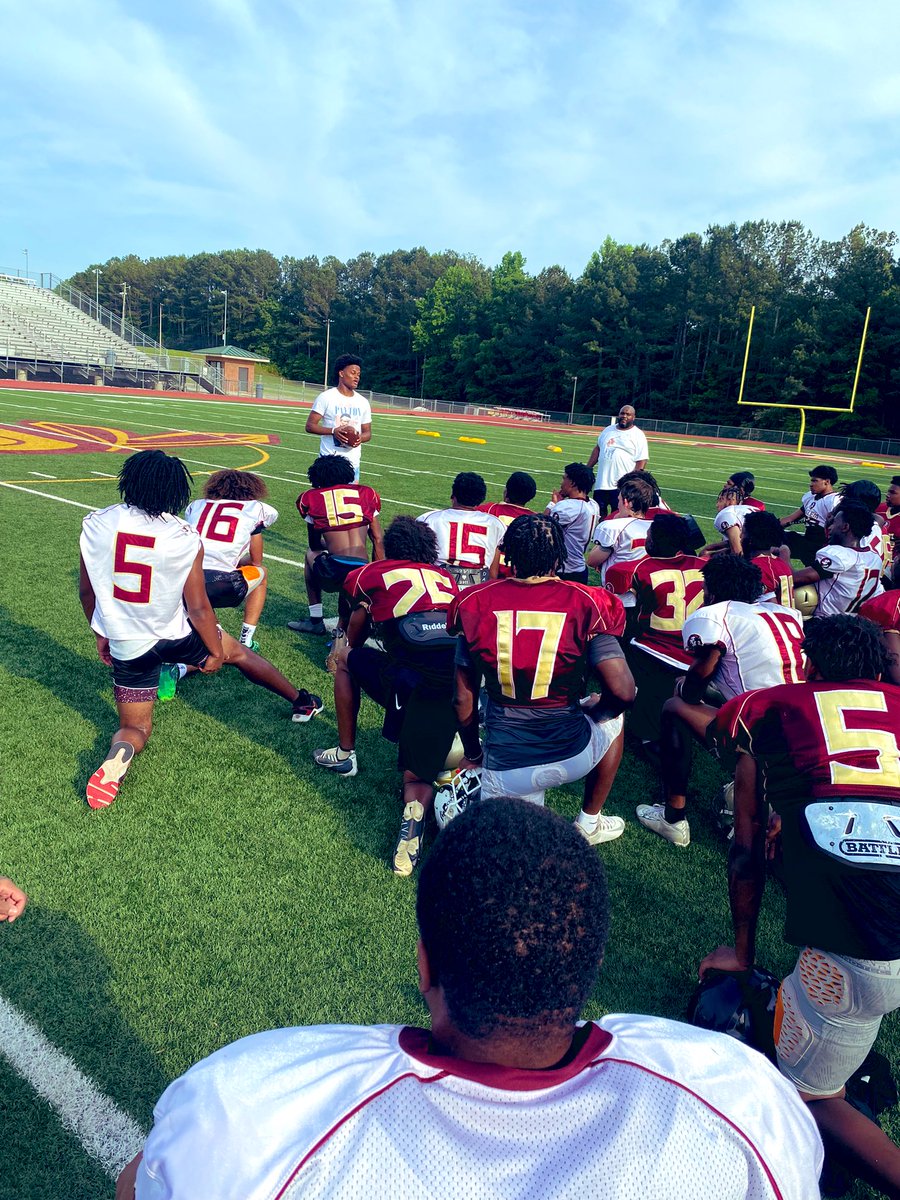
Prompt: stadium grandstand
<box><xmin>0</xmin><ymin>273</ymin><xmax>220</xmax><ymax>392</ymax></box>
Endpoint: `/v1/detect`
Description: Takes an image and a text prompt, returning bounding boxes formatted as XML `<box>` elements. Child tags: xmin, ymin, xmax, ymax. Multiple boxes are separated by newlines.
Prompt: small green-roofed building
<box><xmin>191</xmin><ymin>345</ymin><xmax>270</xmax><ymax>395</ymax></box>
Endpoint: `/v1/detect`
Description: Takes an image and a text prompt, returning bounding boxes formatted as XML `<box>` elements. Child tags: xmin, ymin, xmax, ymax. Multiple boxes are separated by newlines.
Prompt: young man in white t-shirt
<box><xmin>79</xmin><ymin>451</ymin><xmax>323</xmax><ymax>811</ymax></box>
<box><xmin>119</xmin><ymin>800</ymin><xmax>821</xmax><ymax>1200</ymax></box>
<box><xmin>586</xmin><ymin>405</ymin><xmax>649</xmax><ymax>515</ymax></box>
<box><xmin>305</xmin><ymin>354</ymin><xmax>372</xmax><ymax>481</ymax></box>
<box><xmin>544</xmin><ymin>461</ymin><xmax>600</xmax><ymax>581</ymax></box>
<box><xmin>780</xmin><ymin>465</ymin><xmax>840</xmax><ymax>566</ymax></box>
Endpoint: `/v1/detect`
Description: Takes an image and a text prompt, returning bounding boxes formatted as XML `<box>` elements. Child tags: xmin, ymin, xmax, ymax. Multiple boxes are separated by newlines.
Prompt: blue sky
<box><xmin>1</xmin><ymin>0</ymin><xmax>898</xmax><ymax>282</ymax></box>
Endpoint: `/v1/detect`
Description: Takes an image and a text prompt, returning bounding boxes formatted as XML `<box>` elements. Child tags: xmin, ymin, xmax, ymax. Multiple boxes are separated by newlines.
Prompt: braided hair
<box><xmin>503</xmin><ymin>514</ymin><xmax>566</xmax><ymax>578</ymax></box>
<box><xmin>118</xmin><ymin>450</ymin><xmax>193</xmax><ymax>518</ymax></box>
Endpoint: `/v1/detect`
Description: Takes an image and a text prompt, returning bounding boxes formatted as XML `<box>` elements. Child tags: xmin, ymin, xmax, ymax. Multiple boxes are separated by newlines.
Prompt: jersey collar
<box><xmin>398</xmin><ymin>1022</ymin><xmax>612</xmax><ymax>1091</ymax></box>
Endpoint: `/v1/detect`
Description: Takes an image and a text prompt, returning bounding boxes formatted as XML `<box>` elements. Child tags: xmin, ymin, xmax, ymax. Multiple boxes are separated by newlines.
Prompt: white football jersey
<box><xmin>417</xmin><ymin>508</ymin><xmax>504</xmax><ymax>570</ymax></box>
<box><xmin>682</xmin><ymin>599</ymin><xmax>805</xmax><ymax>699</ymax></box>
<box><xmin>184</xmin><ymin>498</ymin><xmax>279</xmax><ymax>572</ymax></box>
<box><xmin>814</xmin><ymin>544</ymin><xmax>884</xmax><ymax>616</ymax></box>
<box><xmin>800</xmin><ymin>490</ymin><xmax>839</xmax><ymax>528</ymax></box>
<box><xmin>80</xmin><ymin>504</ymin><xmax>200</xmax><ymax>650</ymax></box>
<box><xmin>547</xmin><ymin>497</ymin><xmax>600</xmax><ymax>573</ymax></box>
<box><xmin>136</xmin><ymin>1018</ymin><xmax>821</xmax><ymax>1200</ymax></box>
<box><xmin>713</xmin><ymin>504</ymin><xmax>754</xmax><ymax>536</ymax></box>
<box><xmin>861</xmin><ymin>523</ymin><xmax>890</xmax><ymax>573</ymax></box>
<box><xmin>595</xmin><ymin>516</ymin><xmax>652</xmax><ymax>605</ymax></box>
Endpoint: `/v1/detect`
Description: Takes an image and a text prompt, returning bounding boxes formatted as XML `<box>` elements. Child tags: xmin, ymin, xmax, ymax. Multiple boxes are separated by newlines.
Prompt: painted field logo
<box><xmin>0</xmin><ymin>422</ymin><xmax>280</xmax><ymax>455</ymax></box>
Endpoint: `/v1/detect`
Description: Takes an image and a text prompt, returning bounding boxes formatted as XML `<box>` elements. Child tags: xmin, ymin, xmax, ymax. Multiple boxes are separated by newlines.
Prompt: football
<box><xmin>343</xmin><ymin>426</ymin><xmax>362</xmax><ymax>448</ymax></box>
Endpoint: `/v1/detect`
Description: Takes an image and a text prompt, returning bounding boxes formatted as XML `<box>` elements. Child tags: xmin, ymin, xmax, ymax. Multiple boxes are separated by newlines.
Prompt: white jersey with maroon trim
<box><xmin>800</xmin><ymin>490</ymin><xmax>839</xmax><ymax>528</ymax></box>
<box><xmin>713</xmin><ymin>504</ymin><xmax>754</xmax><ymax>537</ymax></box>
<box><xmin>135</xmin><ymin>1017</ymin><xmax>821</xmax><ymax>1200</ymax></box>
<box><xmin>814</xmin><ymin>544</ymin><xmax>884</xmax><ymax>616</ymax></box>
<box><xmin>546</xmin><ymin>496</ymin><xmax>600</xmax><ymax>573</ymax></box>
<box><xmin>682</xmin><ymin>599</ymin><xmax>805</xmax><ymax>700</ymax></box>
<box><xmin>184</xmin><ymin>498</ymin><xmax>279</xmax><ymax>572</ymax></box>
<box><xmin>80</xmin><ymin>504</ymin><xmax>199</xmax><ymax>648</ymax></box>
<box><xmin>417</xmin><ymin>508</ymin><xmax>504</xmax><ymax>571</ymax></box>
<box><xmin>860</xmin><ymin>523</ymin><xmax>889</xmax><ymax>574</ymax></box>
<box><xmin>594</xmin><ymin>515</ymin><xmax>651</xmax><ymax>606</ymax></box>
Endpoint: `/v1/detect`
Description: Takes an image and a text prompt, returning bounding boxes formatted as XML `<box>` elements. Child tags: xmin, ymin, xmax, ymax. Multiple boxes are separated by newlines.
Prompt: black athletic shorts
<box><xmin>311</xmin><ymin>553</ymin><xmax>367</xmax><ymax>593</ymax></box>
<box><xmin>347</xmin><ymin>645</ymin><xmax>457</xmax><ymax>782</ymax></box>
<box><xmin>204</xmin><ymin>568</ymin><xmax>248</xmax><ymax>609</ymax></box>
<box><xmin>110</xmin><ymin>628</ymin><xmax>211</xmax><ymax>697</ymax></box>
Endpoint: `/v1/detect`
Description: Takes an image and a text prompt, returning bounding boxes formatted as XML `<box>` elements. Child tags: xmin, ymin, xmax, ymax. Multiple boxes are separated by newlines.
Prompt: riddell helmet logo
<box><xmin>0</xmin><ymin>421</ymin><xmax>279</xmax><ymax>455</ymax></box>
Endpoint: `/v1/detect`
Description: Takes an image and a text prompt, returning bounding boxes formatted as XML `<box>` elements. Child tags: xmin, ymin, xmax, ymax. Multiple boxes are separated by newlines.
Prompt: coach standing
<box><xmin>305</xmin><ymin>354</ymin><xmax>372</xmax><ymax>481</ymax></box>
<box><xmin>587</xmin><ymin>405</ymin><xmax>648</xmax><ymax>516</ymax></box>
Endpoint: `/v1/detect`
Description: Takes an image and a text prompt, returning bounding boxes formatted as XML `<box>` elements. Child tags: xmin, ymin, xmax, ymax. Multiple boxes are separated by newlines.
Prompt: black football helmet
<box><xmin>686</xmin><ymin>967</ymin><xmax>781</xmax><ymax>1063</ymax></box>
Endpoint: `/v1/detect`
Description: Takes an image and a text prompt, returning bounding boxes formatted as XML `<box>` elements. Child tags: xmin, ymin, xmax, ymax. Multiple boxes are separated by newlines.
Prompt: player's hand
<box><xmin>200</xmin><ymin>653</ymin><xmax>224</xmax><ymax>674</ymax></box>
<box><xmin>95</xmin><ymin>635</ymin><xmax>113</xmax><ymax>666</ymax></box>
<box><xmin>699</xmin><ymin>945</ymin><xmax>750</xmax><ymax>979</ymax></box>
<box><xmin>0</xmin><ymin>878</ymin><xmax>27</xmax><ymax>922</ymax></box>
<box><xmin>550</xmin><ymin>490</ymin><xmax>562</xmax><ymax>504</ymax></box>
<box><xmin>459</xmin><ymin>754</ymin><xmax>483</xmax><ymax>772</ymax></box>
<box><xmin>777</xmin><ymin>544</ymin><xmax>792</xmax><ymax>561</ymax></box>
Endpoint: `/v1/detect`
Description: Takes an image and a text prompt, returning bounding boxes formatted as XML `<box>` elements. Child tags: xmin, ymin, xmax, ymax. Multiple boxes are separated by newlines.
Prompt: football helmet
<box><xmin>687</xmin><ymin>967</ymin><xmax>781</xmax><ymax>1062</ymax></box>
<box><xmin>433</xmin><ymin>766</ymin><xmax>482</xmax><ymax>830</ymax></box>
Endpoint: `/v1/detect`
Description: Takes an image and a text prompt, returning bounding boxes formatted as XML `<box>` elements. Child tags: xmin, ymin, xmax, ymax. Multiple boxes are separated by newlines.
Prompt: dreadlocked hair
<box><xmin>702</xmin><ymin>553</ymin><xmax>764</xmax><ymax>604</ymax></box>
<box><xmin>307</xmin><ymin>455</ymin><xmax>356</xmax><ymax>489</ymax></box>
<box><xmin>203</xmin><ymin>469</ymin><xmax>268</xmax><ymax>501</ymax></box>
<box><xmin>383</xmin><ymin>515</ymin><xmax>439</xmax><ymax>564</ymax></box>
<box><xmin>717</xmin><ymin>484</ymin><xmax>746</xmax><ymax>507</ymax></box>
<box><xmin>840</xmin><ymin>480</ymin><xmax>881</xmax><ymax>513</ymax></box>
<box><xmin>803</xmin><ymin>616</ymin><xmax>891</xmax><ymax>682</ymax></box>
<box><xmin>118</xmin><ymin>450</ymin><xmax>193</xmax><ymax>518</ymax></box>
<box><xmin>503</xmin><ymin>514</ymin><xmax>566</xmax><ymax>578</ymax></box>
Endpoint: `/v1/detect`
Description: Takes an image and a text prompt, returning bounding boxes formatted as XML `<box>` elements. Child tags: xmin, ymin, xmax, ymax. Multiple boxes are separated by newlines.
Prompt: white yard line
<box><xmin>0</xmin><ymin>994</ymin><xmax>145</xmax><ymax>1179</ymax></box>
<box><xmin>28</xmin><ymin>471</ymin><xmax>57</xmax><ymax>478</ymax></box>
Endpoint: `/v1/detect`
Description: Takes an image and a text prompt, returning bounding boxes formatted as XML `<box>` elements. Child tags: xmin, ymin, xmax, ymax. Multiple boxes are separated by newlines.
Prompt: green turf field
<box><xmin>0</xmin><ymin>386</ymin><xmax>896</xmax><ymax>1199</ymax></box>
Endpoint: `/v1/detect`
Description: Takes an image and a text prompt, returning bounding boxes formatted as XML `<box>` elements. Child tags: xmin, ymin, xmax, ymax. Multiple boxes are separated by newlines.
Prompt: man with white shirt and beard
<box><xmin>587</xmin><ymin>405</ymin><xmax>649</xmax><ymax>516</ymax></box>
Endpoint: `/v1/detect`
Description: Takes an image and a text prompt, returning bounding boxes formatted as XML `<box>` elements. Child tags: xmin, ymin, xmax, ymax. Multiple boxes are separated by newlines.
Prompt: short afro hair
<box><xmin>307</xmin><ymin>455</ymin><xmax>356</xmax><ymax>489</ymax></box>
<box><xmin>451</xmin><ymin>472</ymin><xmax>487</xmax><ymax>507</ymax></box>
<box><xmin>702</xmin><ymin>553</ymin><xmax>764</xmax><ymax>605</ymax></box>
<box><xmin>741</xmin><ymin>511</ymin><xmax>784</xmax><ymax>557</ymax></box>
<box><xmin>803</xmin><ymin>616</ymin><xmax>891</xmax><ymax>682</ymax></box>
<box><xmin>118</xmin><ymin>450</ymin><xmax>193</xmax><ymax>519</ymax></box>
<box><xmin>503</xmin><ymin>514</ymin><xmax>566</xmax><ymax>578</ymax></box>
<box><xmin>333</xmin><ymin>353</ymin><xmax>361</xmax><ymax>382</ymax></box>
<box><xmin>647</xmin><ymin>513</ymin><xmax>694</xmax><ymax>558</ymax></box>
<box><xmin>203</xmin><ymin>470</ymin><xmax>268</xmax><ymax>501</ymax></box>
<box><xmin>810</xmin><ymin>465</ymin><xmax>838</xmax><ymax>484</ymax></box>
<box><xmin>563</xmin><ymin>462</ymin><xmax>594</xmax><ymax>495</ymax></box>
<box><xmin>417</xmin><ymin>799</ymin><xmax>609</xmax><ymax>1040</ymax></box>
<box><xmin>384</xmin><ymin>515</ymin><xmax>439</xmax><ymax>564</ymax></box>
<box><xmin>505</xmin><ymin>471</ymin><xmax>537</xmax><ymax>507</ymax></box>
<box><xmin>834</xmin><ymin>500</ymin><xmax>875</xmax><ymax>541</ymax></box>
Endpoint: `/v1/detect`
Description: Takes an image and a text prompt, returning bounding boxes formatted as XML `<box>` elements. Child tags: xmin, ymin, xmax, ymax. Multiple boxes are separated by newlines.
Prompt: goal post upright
<box><xmin>736</xmin><ymin>305</ymin><xmax>872</xmax><ymax>454</ymax></box>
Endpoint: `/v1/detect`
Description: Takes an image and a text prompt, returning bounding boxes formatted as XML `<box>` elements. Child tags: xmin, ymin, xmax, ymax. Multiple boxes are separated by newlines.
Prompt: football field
<box><xmin>0</xmin><ymin>385</ymin><xmax>897</xmax><ymax>1199</ymax></box>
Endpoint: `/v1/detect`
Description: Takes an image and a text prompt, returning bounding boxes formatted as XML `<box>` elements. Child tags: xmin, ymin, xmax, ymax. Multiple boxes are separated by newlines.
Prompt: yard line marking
<box><xmin>265</xmin><ymin>553</ymin><xmax>304</xmax><ymax>568</ymax></box>
<box><xmin>92</xmin><ymin>471</ymin><xmax>117</xmax><ymax>478</ymax></box>
<box><xmin>0</xmin><ymin>481</ymin><xmax>95</xmax><ymax>509</ymax></box>
<box><xmin>29</xmin><ymin>471</ymin><xmax>57</xmax><ymax>478</ymax></box>
<box><xmin>0</xmin><ymin>994</ymin><xmax>146</xmax><ymax>1179</ymax></box>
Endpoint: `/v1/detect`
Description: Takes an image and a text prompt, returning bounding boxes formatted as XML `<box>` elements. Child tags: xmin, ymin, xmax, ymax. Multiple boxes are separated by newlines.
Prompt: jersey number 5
<box><xmin>815</xmin><ymin>690</ymin><xmax>900</xmax><ymax>788</ymax></box>
<box><xmin>113</xmin><ymin>532</ymin><xmax>155</xmax><ymax>604</ymax></box>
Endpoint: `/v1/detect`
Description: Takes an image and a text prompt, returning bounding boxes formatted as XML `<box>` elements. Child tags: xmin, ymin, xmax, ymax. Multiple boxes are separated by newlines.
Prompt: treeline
<box><xmin>68</xmin><ymin>221</ymin><xmax>900</xmax><ymax>437</ymax></box>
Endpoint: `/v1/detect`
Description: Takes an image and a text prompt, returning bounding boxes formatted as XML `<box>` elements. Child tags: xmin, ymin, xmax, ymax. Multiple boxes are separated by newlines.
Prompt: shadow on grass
<box><xmin>0</xmin><ymin>905</ymin><xmax>167</xmax><ymax>1200</ymax></box>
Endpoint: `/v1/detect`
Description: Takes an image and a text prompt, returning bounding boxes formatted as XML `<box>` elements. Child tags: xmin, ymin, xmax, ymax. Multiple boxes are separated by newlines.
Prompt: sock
<box><xmin>240</xmin><ymin>623</ymin><xmax>256</xmax><ymax>645</ymax></box>
<box><xmin>309</xmin><ymin>604</ymin><xmax>324</xmax><ymax>619</ymax></box>
<box><xmin>665</xmin><ymin>803</ymin><xmax>686</xmax><ymax>825</ymax></box>
<box><xmin>337</xmin><ymin>747</ymin><xmax>354</xmax><ymax>760</ymax></box>
<box><xmin>176</xmin><ymin>663</ymin><xmax>188</xmax><ymax>680</ymax></box>
<box><xmin>576</xmin><ymin>810</ymin><xmax>598</xmax><ymax>830</ymax></box>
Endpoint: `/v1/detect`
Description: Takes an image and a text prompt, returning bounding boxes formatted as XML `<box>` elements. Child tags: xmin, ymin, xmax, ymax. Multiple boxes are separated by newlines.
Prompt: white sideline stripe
<box><xmin>0</xmin><ymin>995</ymin><xmax>146</xmax><ymax>1178</ymax></box>
<box><xmin>29</xmin><ymin>470</ymin><xmax>57</xmax><ymax>478</ymax></box>
<box><xmin>266</xmin><ymin>552</ymin><xmax>304</xmax><ymax>567</ymax></box>
<box><xmin>0</xmin><ymin>481</ymin><xmax>95</xmax><ymax>509</ymax></box>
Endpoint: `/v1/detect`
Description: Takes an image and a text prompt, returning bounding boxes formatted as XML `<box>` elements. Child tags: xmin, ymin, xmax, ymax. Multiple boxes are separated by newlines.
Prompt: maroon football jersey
<box><xmin>343</xmin><ymin>558</ymin><xmax>458</xmax><ymax>623</ymax></box>
<box><xmin>297</xmin><ymin>484</ymin><xmax>381</xmax><ymax>532</ymax></box>
<box><xmin>448</xmin><ymin>577</ymin><xmax>625</xmax><ymax>708</ymax></box>
<box><xmin>744</xmin><ymin>497</ymin><xmax>766</xmax><ymax>511</ymax></box>
<box><xmin>860</xmin><ymin>590</ymin><xmax>900</xmax><ymax>633</ymax></box>
<box><xmin>752</xmin><ymin>553</ymin><xmax>794</xmax><ymax>608</ymax></box>
<box><xmin>479</xmin><ymin>502</ymin><xmax>536</xmax><ymax>577</ymax></box>
<box><xmin>631</xmin><ymin>554</ymin><xmax>708</xmax><ymax>667</ymax></box>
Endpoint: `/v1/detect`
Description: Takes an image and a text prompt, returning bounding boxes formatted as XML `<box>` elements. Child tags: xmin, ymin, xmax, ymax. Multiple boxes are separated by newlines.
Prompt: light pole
<box><xmin>220</xmin><ymin>289</ymin><xmax>228</xmax><ymax>347</ymax></box>
<box><xmin>22</xmin><ymin>248</ymin><xmax>28</xmax><ymax>280</ymax></box>
<box><xmin>93</xmin><ymin>268</ymin><xmax>102</xmax><ymax>315</ymax></box>
<box><xmin>120</xmin><ymin>281</ymin><xmax>129</xmax><ymax>337</ymax></box>
<box><xmin>323</xmin><ymin>317</ymin><xmax>332</xmax><ymax>388</ymax></box>
<box><xmin>569</xmin><ymin>375</ymin><xmax>578</xmax><ymax>423</ymax></box>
